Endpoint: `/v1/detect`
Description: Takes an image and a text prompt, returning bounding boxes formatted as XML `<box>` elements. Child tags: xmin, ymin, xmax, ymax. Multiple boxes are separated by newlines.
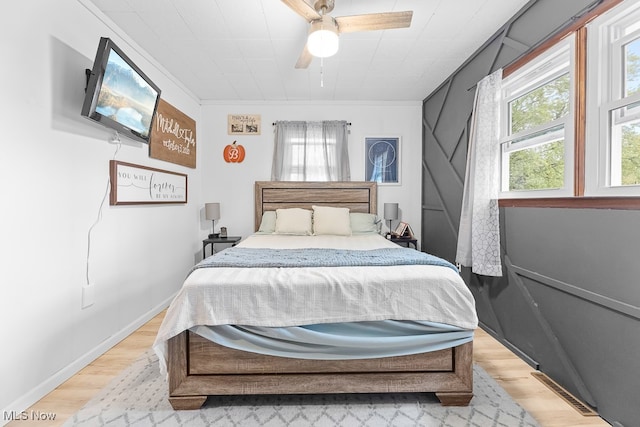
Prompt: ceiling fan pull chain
<box><xmin>320</xmin><ymin>57</ymin><xmax>324</xmax><ymax>87</ymax></box>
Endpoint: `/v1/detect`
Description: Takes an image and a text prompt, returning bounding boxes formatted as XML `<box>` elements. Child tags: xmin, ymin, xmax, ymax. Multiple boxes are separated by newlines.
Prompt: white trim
<box><xmin>501</xmin><ymin>119</ymin><xmax>565</xmax><ymax>151</ymax></box>
<box><xmin>503</xmin><ymin>54</ymin><xmax>570</xmax><ymax>101</ymax></box>
<box><xmin>0</xmin><ymin>295</ymin><xmax>175</xmax><ymax>426</ymax></box>
<box><xmin>602</xmin><ymin>91</ymin><xmax>640</xmax><ymax>113</ymax></box>
<box><xmin>585</xmin><ymin>0</ymin><xmax>640</xmax><ymax>196</ymax></box>
<box><xmin>499</xmin><ymin>35</ymin><xmax>575</xmax><ymax>198</ymax></box>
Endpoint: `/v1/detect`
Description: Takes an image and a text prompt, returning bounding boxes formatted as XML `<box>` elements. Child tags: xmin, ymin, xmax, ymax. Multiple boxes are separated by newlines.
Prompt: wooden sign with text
<box><xmin>149</xmin><ymin>98</ymin><xmax>196</xmax><ymax>168</ymax></box>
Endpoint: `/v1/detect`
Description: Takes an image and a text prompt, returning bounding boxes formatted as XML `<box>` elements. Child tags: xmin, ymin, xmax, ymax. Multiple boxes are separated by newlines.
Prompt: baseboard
<box><xmin>479</xmin><ymin>322</ymin><xmax>540</xmax><ymax>370</ymax></box>
<box><xmin>1</xmin><ymin>294</ymin><xmax>175</xmax><ymax>426</ymax></box>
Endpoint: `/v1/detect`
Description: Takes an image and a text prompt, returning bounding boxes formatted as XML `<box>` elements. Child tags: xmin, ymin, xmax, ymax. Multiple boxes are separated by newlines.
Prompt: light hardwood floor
<box><xmin>8</xmin><ymin>310</ymin><xmax>610</xmax><ymax>427</ymax></box>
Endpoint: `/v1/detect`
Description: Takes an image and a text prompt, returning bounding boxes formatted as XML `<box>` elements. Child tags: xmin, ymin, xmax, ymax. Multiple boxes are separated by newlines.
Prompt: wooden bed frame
<box><xmin>166</xmin><ymin>181</ymin><xmax>473</xmax><ymax>410</ymax></box>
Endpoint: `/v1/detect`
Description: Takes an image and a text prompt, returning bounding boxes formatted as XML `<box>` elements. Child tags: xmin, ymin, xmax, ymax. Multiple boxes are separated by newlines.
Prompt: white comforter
<box><xmin>154</xmin><ymin>234</ymin><xmax>478</xmax><ymax>350</ymax></box>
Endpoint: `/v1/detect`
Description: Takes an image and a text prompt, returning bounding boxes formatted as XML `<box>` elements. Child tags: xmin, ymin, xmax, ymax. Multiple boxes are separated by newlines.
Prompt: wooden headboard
<box><xmin>254</xmin><ymin>181</ymin><xmax>377</xmax><ymax>231</ymax></box>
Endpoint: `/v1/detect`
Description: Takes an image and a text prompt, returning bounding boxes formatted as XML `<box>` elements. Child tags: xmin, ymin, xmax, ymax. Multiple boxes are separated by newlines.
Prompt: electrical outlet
<box><xmin>82</xmin><ymin>283</ymin><xmax>95</xmax><ymax>309</ymax></box>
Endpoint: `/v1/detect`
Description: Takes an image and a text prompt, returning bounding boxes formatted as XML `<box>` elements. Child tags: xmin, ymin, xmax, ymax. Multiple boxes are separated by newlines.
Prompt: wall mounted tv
<box><xmin>81</xmin><ymin>37</ymin><xmax>161</xmax><ymax>144</ymax></box>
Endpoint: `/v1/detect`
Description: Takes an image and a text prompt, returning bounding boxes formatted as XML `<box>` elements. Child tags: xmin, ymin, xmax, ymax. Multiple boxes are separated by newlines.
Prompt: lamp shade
<box><xmin>383</xmin><ymin>203</ymin><xmax>398</xmax><ymax>220</ymax></box>
<box><xmin>307</xmin><ymin>16</ymin><xmax>339</xmax><ymax>58</ymax></box>
<box><xmin>205</xmin><ymin>203</ymin><xmax>220</xmax><ymax>220</ymax></box>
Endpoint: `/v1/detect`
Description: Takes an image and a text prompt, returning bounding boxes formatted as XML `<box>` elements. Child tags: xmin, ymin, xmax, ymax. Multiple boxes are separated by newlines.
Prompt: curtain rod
<box><xmin>272</xmin><ymin>122</ymin><xmax>351</xmax><ymax>125</ymax></box>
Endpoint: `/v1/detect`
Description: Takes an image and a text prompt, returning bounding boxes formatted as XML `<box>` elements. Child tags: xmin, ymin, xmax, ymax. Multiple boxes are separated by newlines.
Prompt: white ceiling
<box><xmin>85</xmin><ymin>0</ymin><xmax>530</xmax><ymax>102</ymax></box>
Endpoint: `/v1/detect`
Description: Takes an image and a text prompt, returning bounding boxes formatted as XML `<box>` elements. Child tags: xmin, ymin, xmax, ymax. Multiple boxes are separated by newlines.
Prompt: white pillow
<box><xmin>257</xmin><ymin>211</ymin><xmax>276</xmax><ymax>233</ymax></box>
<box><xmin>275</xmin><ymin>208</ymin><xmax>313</xmax><ymax>235</ymax></box>
<box><xmin>312</xmin><ymin>205</ymin><xmax>352</xmax><ymax>236</ymax></box>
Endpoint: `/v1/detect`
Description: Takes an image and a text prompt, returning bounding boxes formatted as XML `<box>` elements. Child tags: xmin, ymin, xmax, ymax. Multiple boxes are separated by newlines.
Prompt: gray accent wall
<box><xmin>421</xmin><ymin>1</ymin><xmax>640</xmax><ymax>426</ymax></box>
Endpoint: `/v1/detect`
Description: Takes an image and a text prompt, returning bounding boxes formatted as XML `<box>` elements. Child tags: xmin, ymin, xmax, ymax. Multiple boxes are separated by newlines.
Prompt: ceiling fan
<box><xmin>281</xmin><ymin>0</ymin><xmax>413</xmax><ymax>69</ymax></box>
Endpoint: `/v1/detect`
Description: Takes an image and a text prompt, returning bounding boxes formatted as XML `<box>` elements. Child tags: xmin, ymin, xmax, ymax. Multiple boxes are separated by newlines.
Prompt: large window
<box><xmin>271</xmin><ymin>121</ymin><xmax>350</xmax><ymax>181</ymax></box>
<box><xmin>499</xmin><ymin>0</ymin><xmax>640</xmax><ymax>205</ymax></box>
<box><xmin>288</xmin><ymin>131</ymin><xmax>338</xmax><ymax>181</ymax></box>
<box><xmin>500</xmin><ymin>37</ymin><xmax>574</xmax><ymax>198</ymax></box>
<box><xmin>586</xmin><ymin>0</ymin><xmax>640</xmax><ymax>196</ymax></box>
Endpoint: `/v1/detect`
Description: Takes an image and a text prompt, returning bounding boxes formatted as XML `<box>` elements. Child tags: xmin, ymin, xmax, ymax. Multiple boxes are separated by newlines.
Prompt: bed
<box><xmin>153</xmin><ymin>181</ymin><xmax>477</xmax><ymax>410</ymax></box>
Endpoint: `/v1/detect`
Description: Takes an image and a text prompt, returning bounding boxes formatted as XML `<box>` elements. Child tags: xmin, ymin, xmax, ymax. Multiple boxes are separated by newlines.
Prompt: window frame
<box><xmin>272</xmin><ymin>120</ymin><xmax>349</xmax><ymax>182</ymax></box>
<box><xmin>499</xmin><ymin>35</ymin><xmax>576</xmax><ymax>199</ymax></box>
<box><xmin>497</xmin><ymin>0</ymin><xmax>640</xmax><ymax>209</ymax></box>
<box><xmin>585</xmin><ymin>0</ymin><xmax>640</xmax><ymax>196</ymax></box>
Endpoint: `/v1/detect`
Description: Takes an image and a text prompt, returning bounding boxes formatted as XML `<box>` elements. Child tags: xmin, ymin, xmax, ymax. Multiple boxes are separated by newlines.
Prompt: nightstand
<box><xmin>202</xmin><ymin>236</ymin><xmax>241</xmax><ymax>258</ymax></box>
<box><xmin>389</xmin><ymin>236</ymin><xmax>418</xmax><ymax>249</ymax></box>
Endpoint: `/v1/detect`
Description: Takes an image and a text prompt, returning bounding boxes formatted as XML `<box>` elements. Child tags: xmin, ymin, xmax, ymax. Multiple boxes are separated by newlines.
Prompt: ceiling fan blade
<box><xmin>295</xmin><ymin>44</ymin><xmax>313</xmax><ymax>69</ymax></box>
<box><xmin>281</xmin><ymin>0</ymin><xmax>321</xmax><ymax>22</ymax></box>
<box><xmin>336</xmin><ymin>11</ymin><xmax>413</xmax><ymax>33</ymax></box>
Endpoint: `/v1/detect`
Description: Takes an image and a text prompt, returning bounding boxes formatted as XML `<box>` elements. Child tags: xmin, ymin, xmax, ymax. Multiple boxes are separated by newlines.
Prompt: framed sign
<box><xmin>149</xmin><ymin>98</ymin><xmax>197</xmax><ymax>168</ymax></box>
<box><xmin>109</xmin><ymin>160</ymin><xmax>187</xmax><ymax>205</ymax></box>
<box><xmin>365</xmin><ymin>137</ymin><xmax>401</xmax><ymax>185</ymax></box>
<box><xmin>228</xmin><ymin>114</ymin><xmax>261</xmax><ymax>135</ymax></box>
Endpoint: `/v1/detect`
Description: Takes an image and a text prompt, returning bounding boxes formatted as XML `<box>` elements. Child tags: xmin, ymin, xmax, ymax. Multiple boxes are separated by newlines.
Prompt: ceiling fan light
<box><xmin>307</xmin><ymin>17</ymin><xmax>339</xmax><ymax>58</ymax></box>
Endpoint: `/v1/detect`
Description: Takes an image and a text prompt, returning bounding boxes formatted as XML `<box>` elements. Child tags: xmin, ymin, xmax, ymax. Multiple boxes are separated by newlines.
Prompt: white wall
<box><xmin>199</xmin><ymin>102</ymin><xmax>422</xmax><ymax>246</ymax></box>
<box><xmin>0</xmin><ymin>0</ymin><xmax>202</xmax><ymax>416</ymax></box>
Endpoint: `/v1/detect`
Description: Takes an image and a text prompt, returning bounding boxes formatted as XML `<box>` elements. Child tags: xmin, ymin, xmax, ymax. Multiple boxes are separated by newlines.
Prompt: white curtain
<box><xmin>455</xmin><ymin>69</ymin><xmax>503</xmax><ymax>277</ymax></box>
<box><xmin>272</xmin><ymin>121</ymin><xmax>350</xmax><ymax>181</ymax></box>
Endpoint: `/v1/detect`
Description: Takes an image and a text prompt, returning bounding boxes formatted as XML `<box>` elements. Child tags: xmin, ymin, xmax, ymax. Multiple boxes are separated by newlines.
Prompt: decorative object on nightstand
<box><xmin>390</xmin><ymin>220</ymin><xmax>417</xmax><ymax>249</ymax></box>
<box><xmin>202</xmin><ymin>236</ymin><xmax>241</xmax><ymax>258</ymax></box>
<box><xmin>394</xmin><ymin>221</ymin><xmax>415</xmax><ymax>238</ymax></box>
<box><xmin>383</xmin><ymin>203</ymin><xmax>398</xmax><ymax>237</ymax></box>
<box><xmin>205</xmin><ymin>202</ymin><xmax>220</xmax><ymax>238</ymax></box>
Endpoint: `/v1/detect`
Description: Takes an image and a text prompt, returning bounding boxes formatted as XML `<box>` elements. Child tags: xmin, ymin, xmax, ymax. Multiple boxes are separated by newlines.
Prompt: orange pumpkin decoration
<box><xmin>223</xmin><ymin>141</ymin><xmax>245</xmax><ymax>163</ymax></box>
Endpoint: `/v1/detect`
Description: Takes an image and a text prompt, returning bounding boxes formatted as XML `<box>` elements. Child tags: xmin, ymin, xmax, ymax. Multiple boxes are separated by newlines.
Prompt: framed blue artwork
<box><xmin>365</xmin><ymin>136</ymin><xmax>400</xmax><ymax>185</ymax></box>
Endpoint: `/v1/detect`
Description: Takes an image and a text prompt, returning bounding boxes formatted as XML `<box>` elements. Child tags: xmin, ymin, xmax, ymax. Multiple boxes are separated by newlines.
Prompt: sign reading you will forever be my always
<box><xmin>150</xmin><ymin>98</ymin><xmax>196</xmax><ymax>168</ymax></box>
<box><xmin>109</xmin><ymin>160</ymin><xmax>187</xmax><ymax>205</ymax></box>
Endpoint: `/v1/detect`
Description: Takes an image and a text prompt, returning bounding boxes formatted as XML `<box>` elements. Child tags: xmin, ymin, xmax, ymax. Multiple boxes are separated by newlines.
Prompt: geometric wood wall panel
<box><xmin>420</xmin><ymin>1</ymin><xmax>640</xmax><ymax>425</ymax></box>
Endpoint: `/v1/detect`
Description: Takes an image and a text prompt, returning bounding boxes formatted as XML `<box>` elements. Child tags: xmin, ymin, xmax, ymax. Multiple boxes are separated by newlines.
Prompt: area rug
<box><xmin>64</xmin><ymin>349</ymin><xmax>540</xmax><ymax>426</ymax></box>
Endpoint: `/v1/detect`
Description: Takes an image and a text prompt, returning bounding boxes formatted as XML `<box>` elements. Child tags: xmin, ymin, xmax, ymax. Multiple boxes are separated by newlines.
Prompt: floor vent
<box><xmin>531</xmin><ymin>371</ymin><xmax>598</xmax><ymax>417</ymax></box>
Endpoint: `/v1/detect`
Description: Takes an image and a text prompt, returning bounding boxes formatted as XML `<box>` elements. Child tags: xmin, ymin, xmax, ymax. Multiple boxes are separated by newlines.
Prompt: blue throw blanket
<box><xmin>192</xmin><ymin>247</ymin><xmax>459</xmax><ymax>273</ymax></box>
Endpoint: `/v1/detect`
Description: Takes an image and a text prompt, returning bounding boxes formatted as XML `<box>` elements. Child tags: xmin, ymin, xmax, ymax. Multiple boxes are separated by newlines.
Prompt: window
<box><xmin>271</xmin><ymin>121</ymin><xmax>350</xmax><ymax>181</ymax></box>
<box><xmin>586</xmin><ymin>0</ymin><xmax>640</xmax><ymax>196</ymax></box>
<box><xmin>498</xmin><ymin>0</ymin><xmax>640</xmax><ymax>207</ymax></box>
<box><xmin>289</xmin><ymin>130</ymin><xmax>337</xmax><ymax>181</ymax></box>
<box><xmin>500</xmin><ymin>36</ymin><xmax>575</xmax><ymax>198</ymax></box>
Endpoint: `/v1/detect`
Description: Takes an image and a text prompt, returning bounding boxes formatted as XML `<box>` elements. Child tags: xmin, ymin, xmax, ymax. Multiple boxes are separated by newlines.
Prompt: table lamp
<box><xmin>205</xmin><ymin>203</ymin><xmax>220</xmax><ymax>238</ymax></box>
<box><xmin>383</xmin><ymin>203</ymin><xmax>398</xmax><ymax>236</ymax></box>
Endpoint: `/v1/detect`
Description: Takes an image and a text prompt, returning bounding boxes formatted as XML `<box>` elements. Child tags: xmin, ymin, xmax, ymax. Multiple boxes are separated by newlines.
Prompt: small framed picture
<box><xmin>228</xmin><ymin>114</ymin><xmax>261</xmax><ymax>135</ymax></box>
<box><xmin>365</xmin><ymin>137</ymin><xmax>400</xmax><ymax>185</ymax></box>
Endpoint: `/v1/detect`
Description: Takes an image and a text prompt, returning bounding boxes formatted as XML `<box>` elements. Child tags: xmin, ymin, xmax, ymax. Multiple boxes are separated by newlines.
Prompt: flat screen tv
<box><xmin>81</xmin><ymin>37</ymin><xmax>161</xmax><ymax>144</ymax></box>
